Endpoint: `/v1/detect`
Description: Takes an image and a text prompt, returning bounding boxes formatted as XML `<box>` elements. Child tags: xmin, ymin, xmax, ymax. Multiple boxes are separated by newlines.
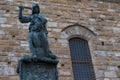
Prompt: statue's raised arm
<box><xmin>18</xmin><ymin>6</ymin><xmax>31</xmax><ymax>23</ymax></box>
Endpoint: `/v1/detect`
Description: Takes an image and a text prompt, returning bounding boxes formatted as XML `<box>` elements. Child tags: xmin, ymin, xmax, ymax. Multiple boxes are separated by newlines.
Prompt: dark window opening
<box><xmin>69</xmin><ymin>38</ymin><xmax>95</xmax><ymax>80</ymax></box>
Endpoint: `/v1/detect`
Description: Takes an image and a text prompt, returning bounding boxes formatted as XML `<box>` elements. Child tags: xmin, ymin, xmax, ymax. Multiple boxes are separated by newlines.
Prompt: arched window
<box><xmin>69</xmin><ymin>38</ymin><xmax>95</xmax><ymax>80</ymax></box>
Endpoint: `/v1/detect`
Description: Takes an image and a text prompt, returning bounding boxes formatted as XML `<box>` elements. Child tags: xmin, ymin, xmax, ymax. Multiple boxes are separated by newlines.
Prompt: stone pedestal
<box><xmin>17</xmin><ymin>55</ymin><xmax>59</xmax><ymax>80</ymax></box>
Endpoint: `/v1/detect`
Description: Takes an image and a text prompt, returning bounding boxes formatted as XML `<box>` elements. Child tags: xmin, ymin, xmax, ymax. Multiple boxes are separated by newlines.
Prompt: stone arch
<box><xmin>60</xmin><ymin>24</ymin><xmax>96</xmax><ymax>60</ymax></box>
<box><xmin>60</xmin><ymin>24</ymin><xmax>97</xmax><ymax>79</ymax></box>
<box><xmin>61</xmin><ymin>24</ymin><xmax>96</xmax><ymax>41</ymax></box>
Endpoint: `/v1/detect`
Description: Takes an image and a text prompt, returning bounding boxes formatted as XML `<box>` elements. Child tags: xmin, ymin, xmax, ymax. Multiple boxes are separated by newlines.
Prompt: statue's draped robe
<box><xmin>19</xmin><ymin>14</ymin><xmax>50</xmax><ymax>57</ymax></box>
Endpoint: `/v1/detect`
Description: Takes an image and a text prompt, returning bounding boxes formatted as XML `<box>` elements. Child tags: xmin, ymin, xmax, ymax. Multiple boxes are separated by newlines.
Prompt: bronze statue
<box><xmin>17</xmin><ymin>4</ymin><xmax>58</xmax><ymax>80</ymax></box>
<box><xmin>18</xmin><ymin>4</ymin><xmax>56</xmax><ymax>60</ymax></box>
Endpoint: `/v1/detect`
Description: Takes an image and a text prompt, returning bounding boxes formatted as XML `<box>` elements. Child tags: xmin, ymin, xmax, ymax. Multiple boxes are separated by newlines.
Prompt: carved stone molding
<box><xmin>61</xmin><ymin>24</ymin><xmax>96</xmax><ymax>41</ymax></box>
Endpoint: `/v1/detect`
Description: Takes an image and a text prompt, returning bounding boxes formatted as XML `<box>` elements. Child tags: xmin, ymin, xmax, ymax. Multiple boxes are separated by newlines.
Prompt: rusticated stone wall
<box><xmin>0</xmin><ymin>0</ymin><xmax>120</xmax><ymax>80</ymax></box>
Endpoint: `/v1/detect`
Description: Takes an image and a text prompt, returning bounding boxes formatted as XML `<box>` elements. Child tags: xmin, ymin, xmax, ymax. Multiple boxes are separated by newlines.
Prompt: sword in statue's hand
<box><xmin>18</xmin><ymin>6</ymin><xmax>32</xmax><ymax>10</ymax></box>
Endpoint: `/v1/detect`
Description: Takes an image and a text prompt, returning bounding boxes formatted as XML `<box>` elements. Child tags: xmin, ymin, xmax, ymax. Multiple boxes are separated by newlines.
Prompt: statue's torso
<box><xmin>29</xmin><ymin>14</ymin><xmax>46</xmax><ymax>32</ymax></box>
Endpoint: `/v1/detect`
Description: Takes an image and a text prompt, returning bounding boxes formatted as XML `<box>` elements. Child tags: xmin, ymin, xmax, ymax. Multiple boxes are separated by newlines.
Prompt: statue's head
<box><xmin>32</xmin><ymin>4</ymin><xmax>40</xmax><ymax>14</ymax></box>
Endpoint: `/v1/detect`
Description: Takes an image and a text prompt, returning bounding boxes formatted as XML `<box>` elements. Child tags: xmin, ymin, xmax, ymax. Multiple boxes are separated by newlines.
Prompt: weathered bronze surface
<box><xmin>17</xmin><ymin>3</ymin><xmax>58</xmax><ymax>80</ymax></box>
<box><xmin>21</xmin><ymin>62</ymin><xmax>58</xmax><ymax>80</ymax></box>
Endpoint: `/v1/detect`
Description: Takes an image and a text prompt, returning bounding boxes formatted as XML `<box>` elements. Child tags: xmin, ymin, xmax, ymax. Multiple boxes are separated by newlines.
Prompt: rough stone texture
<box><xmin>0</xmin><ymin>18</ymin><xmax>6</xmax><ymax>23</ymax></box>
<box><xmin>105</xmin><ymin>71</ymin><xmax>117</xmax><ymax>78</ymax></box>
<box><xmin>0</xmin><ymin>0</ymin><xmax>120</xmax><ymax>80</ymax></box>
<box><xmin>4</xmin><ymin>67</ymin><xmax>14</xmax><ymax>76</ymax></box>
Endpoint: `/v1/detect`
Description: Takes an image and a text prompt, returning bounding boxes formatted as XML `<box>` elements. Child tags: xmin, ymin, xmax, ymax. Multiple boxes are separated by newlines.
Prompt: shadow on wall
<box><xmin>97</xmin><ymin>0</ymin><xmax>120</xmax><ymax>3</ymax></box>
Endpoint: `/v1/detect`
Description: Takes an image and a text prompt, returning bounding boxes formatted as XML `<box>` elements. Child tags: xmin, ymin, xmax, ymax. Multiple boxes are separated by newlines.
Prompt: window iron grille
<box><xmin>69</xmin><ymin>38</ymin><xmax>95</xmax><ymax>80</ymax></box>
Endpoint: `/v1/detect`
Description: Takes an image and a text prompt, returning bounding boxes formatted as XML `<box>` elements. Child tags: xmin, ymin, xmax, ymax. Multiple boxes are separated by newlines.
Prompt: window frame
<box><xmin>69</xmin><ymin>37</ymin><xmax>95</xmax><ymax>80</ymax></box>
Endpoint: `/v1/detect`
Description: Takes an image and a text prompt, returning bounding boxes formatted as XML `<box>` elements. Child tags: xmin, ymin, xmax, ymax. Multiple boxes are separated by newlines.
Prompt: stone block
<box><xmin>1</xmin><ymin>24</ymin><xmax>12</xmax><ymax>28</ymax></box>
<box><xmin>67</xmin><ymin>20</ymin><xmax>79</xmax><ymax>23</ymax></box>
<box><xmin>9</xmin><ymin>76</ymin><xmax>19</xmax><ymax>80</ymax></box>
<box><xmin>0</xmin><ymin>68</ymin><xmax>4</xmax><ymax>75</ymax></box>
<box><xmin>58</xmin><ymin>22</ymin><xmax>69</xmax><ymax>28</ymax></box>
<box><xmin>6</xmin><ymin>29</ymin><xmax>19</xmax><ymax>35</ymax></box>
<box><xmin>59</xmin><ymin>69</ymin><xmax>71</xmax><ymax>76</ymax></box>
<box><xmin>115</xmin><ymin>52</ymin><xmax>120</xmax><ymax>57</ymax></box>
<box><xmin>95</xmin><ymin>51</ymin><xmax>107</xmax><ymax>56</ymax></box>
<box><xmin>57</xmin><ymin>54</ymin><xmax>69</xmax><ymax>59</ymax></box>
<box><xmin>0</xmin><ymin>76</ymin><xmax>9</xmax><ymax>80</ymax></box>
<box><xmin>60</xmin><ymin>32</ymin><xmax>69</xmax><ymax>38</ymax></box>
<box><xmin>89</xmin><ymin>18</ymin><xmax>96</xmax><ymax>24</ymax></box>
<box><xmin>8</xmin><ymin>57</ymin><xmax>18</xmax><ymax>62</ymax></box>
<box><xmin>107</xmin><ymin>9</ymin><xmax>115</xmax><ymax>12</ymax></box>
<box><xmin>0</xmin><ymin>10</ymin><xmax>6</xmax><ymax>13</ymax></box>
<box><xmin>0</xmin><ymin>40</ymin><xmax>9</xmax><ymax>45</ymax></box>
<box><xmin>52</xmin><ymin>28</ymin><xmax>61</xmax><ymax>32</ymax></box>
<box><xmin>105</xmin><ymin>71</ymin><xmax>117</xmax><ymax>78</ymax></box>
<box><xmin>47</xmin><ymin>22</ymin><xmax>58</xmax><ymax>27</ymax></box>
<box><xmin>48</xmin><ymin>31</ymin><xmax>60</xmax><ymax>38</ymax></box>
<box><xmin>59</xmin><ymin>77</ymin><xmax>73</xmax><ymax>80</ymax></box>
<box><xmin>0</xmin><ymin>18</ymin><xmax>6</xmax><ymax>23</ymax></box>
<box><xmin>3</xmin><ymin>14</ymin><xmax>11</xmax><ymax>17</ymax></box>
<box><xmin>0</xmin><ymin>56</ymin><xmax>8</xmax><ymax>62</ymax></box>
<box><xmin>95</xmin><ymin>70</ymin><xmax>104</xmax><ymax>78</ymax></box>
<box><xmin>20</xmin><ymin>41</ymin><xmax>28</xmax><ymax>44</ymax></box>
<box><xmin>104</xmin><ymin>78</ymin><xmax>110</xmax><ymax>80</ymax></box>
<box><xmin>107</xmin><ymin>66</ymin><xmax>118</xmax><ymax>71</ymax></box>
<box><xmin>0</xmin><ymin>62</ymin><xmax>7</xmax><ymax>67</ymax></box>
<box><xmin>113</xmin><ymin>28</ymin><xmax>120</xmax><ymax>33</ymax></box>
<box><xmin>0</xmin><ymin>30</ymin><xmax>5</xmax><ymax>35</ymax></box>
<box><xmin>4</xmin><ymin>67</ymin><xmax>15</xmax><ymax>75</ymax></box>
<box><xmin>117</xmin><ymin>22</ymin><xmax>120</xmax><ymax>27</ymax></box>
<box><xmin>7</xmin><ymin>0</ymin><xmax>13</xmax><ymax>2</ymax></box>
